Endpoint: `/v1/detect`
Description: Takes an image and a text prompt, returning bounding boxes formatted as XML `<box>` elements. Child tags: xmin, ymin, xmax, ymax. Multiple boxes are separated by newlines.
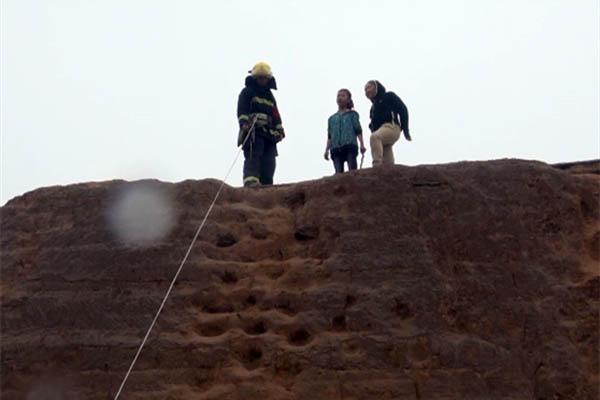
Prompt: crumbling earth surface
<box><xmin>1</xmin><ymin>159</ymin><xmax>598</xmax><ymax>399</ymax></box>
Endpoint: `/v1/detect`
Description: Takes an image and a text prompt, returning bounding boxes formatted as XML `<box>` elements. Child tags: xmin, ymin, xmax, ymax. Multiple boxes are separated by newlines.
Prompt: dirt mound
<box><xmin>1</xmin><ymin>159</ymin><xmax>598</xmax><ymax>399</ymax></box>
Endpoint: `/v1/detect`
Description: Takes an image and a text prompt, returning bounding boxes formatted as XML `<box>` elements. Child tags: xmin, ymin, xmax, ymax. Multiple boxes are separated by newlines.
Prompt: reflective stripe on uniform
<box><xmin>251</xmin><ymin>113</ymin><xmax>270</xmax><ymax>127</ymax></box>
<box><xmin>244</xmin><ymin>176</ymin><xmax>260</xmax><ymax>184</ymax></box>
<box><xmin>251</xmin><ymin>97</ymin><xmax>275</xmax><ymax>107</ymax></box>
<box><xmin>239</xmin><ymin>114</ymin><xmax>250</xmax><ymax>122</ymax></box>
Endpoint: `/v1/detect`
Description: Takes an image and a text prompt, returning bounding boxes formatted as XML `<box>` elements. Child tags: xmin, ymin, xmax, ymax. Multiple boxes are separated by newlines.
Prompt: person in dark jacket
<box><xmin>324</xmin><ymin>89</ymin><xmax>366</xmax><ymax>173</ymax></box>
<box><xmin>364</xmin><ymin>80</ymin><xmax>411</xmax><ymax>166</ymax></box>
<box><xmin>237</xmin><ymin>62</ymin><xmax>285</xmax><ymax>187</ymax></box>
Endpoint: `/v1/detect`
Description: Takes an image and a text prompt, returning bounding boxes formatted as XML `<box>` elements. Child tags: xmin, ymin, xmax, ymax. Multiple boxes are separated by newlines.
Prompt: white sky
<box><xmin>1</xmin><ymin>0</ymin><xmax>599</xmax><ymax>205</ymax></box>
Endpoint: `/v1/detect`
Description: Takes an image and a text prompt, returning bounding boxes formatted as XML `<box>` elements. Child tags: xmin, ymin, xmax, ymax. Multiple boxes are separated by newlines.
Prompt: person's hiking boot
<box><xmin>244</xmin><ymin>181</ymin><xmax>261</xmax><ymax>188</ymax></box>
<box><xmin>243</xmin><ymin>176</ymin><xmax>261</xmax><ymax>188</ymax></box>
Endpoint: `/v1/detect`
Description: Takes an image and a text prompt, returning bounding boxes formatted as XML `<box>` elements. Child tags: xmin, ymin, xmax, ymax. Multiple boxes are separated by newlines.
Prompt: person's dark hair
<box><xmin>338</xmin><ymin>88</ymin><xmax>354</xmax><ymax>109</ymax></box>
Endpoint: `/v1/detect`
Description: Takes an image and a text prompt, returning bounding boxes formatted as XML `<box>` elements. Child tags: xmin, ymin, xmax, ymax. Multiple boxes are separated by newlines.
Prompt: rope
<box><xmin>113</xmin><ymin>118</ymin><xmax>257</xmax><ymax>399</ymax></box>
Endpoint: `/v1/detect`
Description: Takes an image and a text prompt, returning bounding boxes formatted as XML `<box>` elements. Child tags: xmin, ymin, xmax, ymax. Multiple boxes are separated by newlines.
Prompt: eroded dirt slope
<box><xmin>1</xmin><ymin>159</ymin><xmax>598</xmax><ymax>399</ymax></box>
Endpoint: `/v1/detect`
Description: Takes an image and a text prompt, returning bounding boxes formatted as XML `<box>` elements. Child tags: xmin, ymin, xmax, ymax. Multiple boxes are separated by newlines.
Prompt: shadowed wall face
<box><xmin>1</xmin><ymin>160</ymin><xmax>598</xmax><ymax>399</ymax></box>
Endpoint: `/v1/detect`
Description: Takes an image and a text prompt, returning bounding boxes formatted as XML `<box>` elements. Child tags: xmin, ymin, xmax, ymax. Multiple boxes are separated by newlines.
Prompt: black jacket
<box><xmin>237</xmin><ymin>76</ymin><xmax>284</xmax><ymax>142</ymax></box>
<box><xmin>369</xmin><ymin>81</ymin><xmax>410</xmax><ymax>138</ymax></box>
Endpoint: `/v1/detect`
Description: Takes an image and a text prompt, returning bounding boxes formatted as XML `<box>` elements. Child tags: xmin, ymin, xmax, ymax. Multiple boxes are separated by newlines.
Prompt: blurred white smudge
<box><xmin>107</xmin><ymin>182</ymin><xmax>175</xmax><ymax>247</ymax></box>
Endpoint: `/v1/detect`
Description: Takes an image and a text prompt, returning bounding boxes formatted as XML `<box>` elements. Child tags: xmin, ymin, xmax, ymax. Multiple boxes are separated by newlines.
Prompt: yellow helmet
<box><xmin>250</xmin><ymin>61</ymin><xmax>272</xmax><ymax>77</ymax></box>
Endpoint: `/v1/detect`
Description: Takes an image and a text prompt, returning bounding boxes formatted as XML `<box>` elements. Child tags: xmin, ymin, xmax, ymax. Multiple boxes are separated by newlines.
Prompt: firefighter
<box><xmin>237</xmin><ymin>62</ymin><xmax>285</xmax><ymax>187</ymax></box>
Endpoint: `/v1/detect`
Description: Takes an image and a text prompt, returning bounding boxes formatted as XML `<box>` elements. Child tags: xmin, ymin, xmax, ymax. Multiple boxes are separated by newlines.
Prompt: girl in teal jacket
<box><xmin>324</xmin><ymin>89</ymin><xmax>366</xmax><ymax>173</ymax></box>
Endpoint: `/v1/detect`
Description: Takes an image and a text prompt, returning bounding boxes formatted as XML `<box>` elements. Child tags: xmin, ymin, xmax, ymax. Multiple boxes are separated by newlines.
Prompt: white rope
<box><xmin>113</xmin><ymin>119</ymin><xmax>257</xmax><ymax>399</ymax></box>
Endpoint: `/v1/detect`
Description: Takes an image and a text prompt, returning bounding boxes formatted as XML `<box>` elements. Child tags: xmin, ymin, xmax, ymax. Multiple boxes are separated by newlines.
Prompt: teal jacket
<box><xmin>327</xmin><ymin>110</ymin><xmax>362</xmax><ymax>153</ymax></box>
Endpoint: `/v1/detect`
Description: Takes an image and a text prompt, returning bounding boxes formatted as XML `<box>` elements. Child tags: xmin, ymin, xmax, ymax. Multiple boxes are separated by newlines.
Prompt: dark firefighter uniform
<box><xmin>237</xmin><ymin>62</ymin><xmax>285</xmax><ymax>187</ymax></box>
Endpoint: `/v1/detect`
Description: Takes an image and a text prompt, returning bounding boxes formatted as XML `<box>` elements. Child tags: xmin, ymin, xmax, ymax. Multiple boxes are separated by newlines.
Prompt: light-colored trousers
<box><xmin>370</xmin><ymin>122</ymin><xmax>401</xmax><ymax>166</ymax></box>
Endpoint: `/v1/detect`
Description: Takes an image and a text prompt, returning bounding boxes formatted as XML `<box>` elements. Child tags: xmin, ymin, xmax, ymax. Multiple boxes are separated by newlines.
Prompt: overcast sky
<box><xmin>2</xmin><ymin>0</ymin><xmax>598</xmax><ymax>205</ymax></box>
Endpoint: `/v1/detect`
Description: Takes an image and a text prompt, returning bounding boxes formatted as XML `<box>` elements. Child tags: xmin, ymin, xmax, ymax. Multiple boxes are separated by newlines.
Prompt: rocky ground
<box><xmin>1</xmin><ymin>159</ymin><xmax>598</xmax><ymax>399</ymax></box>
